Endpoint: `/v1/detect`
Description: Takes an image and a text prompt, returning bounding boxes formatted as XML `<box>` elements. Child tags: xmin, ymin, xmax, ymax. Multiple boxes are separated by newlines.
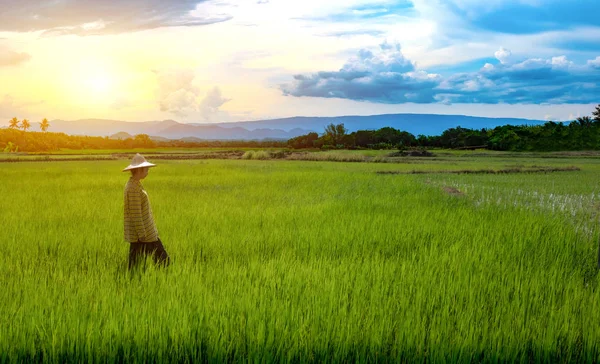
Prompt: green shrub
<box><xmin>253</xmin><ymin>151</ymin><xmax>270</xmax><ymax>160</ymax></box>
<box><xmin>241</xmin><ymin>151</ymin><xmax>255</xmax><ymax>159</ymax></box>
<box><xmin>242</xmin><ymin>150</ymin><xmax>271</xmax><ymax>160</ymax></box>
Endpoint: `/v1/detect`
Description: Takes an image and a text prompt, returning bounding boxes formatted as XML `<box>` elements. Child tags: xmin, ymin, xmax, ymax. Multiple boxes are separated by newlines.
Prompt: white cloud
<box><xmin>200</xmin><ymin>87</ymin><xmax>231</xmax><ymax>121</ymax></box>
<box><xmin>550</xmin><ymin>55</ymin><xmax>573</xmax><ymax>68</ymax></box>
<box><xmin>482</xmin><ymin>63</ymin><xmax>494</xmax><ymax>70</ymax></box>
<box><xmin>587</xmin><ymin>56</ymin><xmax>600</xmax><ymax>68</ymax></box>
<box><xmin>343</xmin><ymin>40</ymin><xmax>415</xmax><ymax>73</ymax></box>
<box><xmin>155</xmin><ymin>68</ymin><xmax>201</xmax><ymax>116</ymax></box>
<box><xmin>0</xmin><ymin>46</ymin><xmax>31</xmax><ymax>67</ymax></box>
<box><xmin>192</xmin><ymin>0</ymin><xmax>396</xmax><ymax>25</ymax></box>
<box><xmin>283</xmin><ymin>44</ymin><xmax>600</xmax><ymax>105</ymax></box>
<box><xmin>494</xmin><ymin>47</ymin><xmax>512</xmax><ymax>64</ymax></box>
<box><xmin>153</xmin><ymin>68</ymin><xmax>232</xmax><ymax>120</ymax></box>
<box><xmin>81</xmin><ymin>19</ymin><xmax>110</xmax><ymax>31</ymax></box>
<box><xmin>352</xmin><ymin>8</ymin><xmax>388</xmax><ymax>15</ymax></box>
<box><xmin>394</xmin><ymin>0</ymin><xmax>600</xmax><ymax>72</ymax></box>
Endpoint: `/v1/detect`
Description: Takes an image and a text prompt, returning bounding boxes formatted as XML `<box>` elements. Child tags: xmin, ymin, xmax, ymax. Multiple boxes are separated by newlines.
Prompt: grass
<box><xmin>377</xmin><ymin>165</ymin><xmax>581</xmax><ymax>174</ymax></box>
<box><xmin>0</xmin><ymin>155</ymin><xmax>599</xmax><ymax>362</ymax></box>
<box><xmin>11</xmin><ymin>147</ymin><xmax>599</xmax><ymax>164</ymax></box>
<box><xmin>242</xmin><ymin>150</ymin><xmax>273</xmax><ymax>160</ymax></box>
<box><xmin>27</xmin><ymin>147</ymin><xmax>284</xmax><ymax>155</ymax></box>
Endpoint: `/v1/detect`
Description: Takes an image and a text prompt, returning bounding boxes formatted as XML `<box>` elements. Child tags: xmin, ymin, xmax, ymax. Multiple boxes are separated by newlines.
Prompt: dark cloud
<box><xmin>281</xmin><ymin>44</ymin><xmax>600</xmax><ymax>105</ymax></box>
<box><xmin>282</xmin><ymin>41</ymin><xmax>436</xmax><ymax>103</ymax></box>
<box><xmin>0</xmin><ymin>48</ymin><xmax>31</xmax><ymax>66</ymax></box>
<box><xmin>0</xmin><ymin>0</ymin><xmax>231</xmax><ymax>35</ymax></box>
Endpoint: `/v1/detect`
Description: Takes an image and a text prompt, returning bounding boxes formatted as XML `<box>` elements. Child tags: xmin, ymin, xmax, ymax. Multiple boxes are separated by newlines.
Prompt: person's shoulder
<box><xmin>124</xmin><ymin>179</ymin><xmax>141</xmax><ymax>193</ymax></box>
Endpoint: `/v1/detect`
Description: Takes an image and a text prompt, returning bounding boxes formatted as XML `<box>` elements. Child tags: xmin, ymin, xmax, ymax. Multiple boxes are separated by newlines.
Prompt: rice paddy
<box><xmin>1</xmin><ymin>153</ymin><xmax>599</xmax><ymax>362</ymax></box>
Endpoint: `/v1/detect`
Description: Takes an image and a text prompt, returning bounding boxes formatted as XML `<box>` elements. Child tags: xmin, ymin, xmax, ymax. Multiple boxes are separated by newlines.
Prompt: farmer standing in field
<box><xmin>123</xmin><ymin>153</ymin><xmax>170</xmax><ymax>269</ymax></box>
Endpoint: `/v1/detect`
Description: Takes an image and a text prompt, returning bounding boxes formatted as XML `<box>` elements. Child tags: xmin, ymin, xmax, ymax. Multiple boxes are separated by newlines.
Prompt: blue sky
<box><xmin>0</xmin><ymin>0</ymin><xmax>598</xmax><ymax>123</ymax></box>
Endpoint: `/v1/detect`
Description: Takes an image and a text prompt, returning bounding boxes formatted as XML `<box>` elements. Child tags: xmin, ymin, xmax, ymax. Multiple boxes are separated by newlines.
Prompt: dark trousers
<box><xmin>128</xmin><ymin>238</ymin><xmax>170</xmax><ymax>269</ymax></box>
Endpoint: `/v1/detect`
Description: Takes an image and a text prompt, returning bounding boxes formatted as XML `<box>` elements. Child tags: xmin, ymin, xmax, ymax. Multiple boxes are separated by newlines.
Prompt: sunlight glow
<box><xmin>64</xmin><ymin>58</ymin><xmax>122</xmax><ymax>105</ymax></box>
<box><xmin>86</xmin><ymin>72</ymin><xmax>114</xmax><ymax>95</ymax></box>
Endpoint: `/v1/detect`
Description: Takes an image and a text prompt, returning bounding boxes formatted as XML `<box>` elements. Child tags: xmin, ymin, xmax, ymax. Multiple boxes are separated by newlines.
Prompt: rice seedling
<box><xmin>0</xmin><ymin>157</ymin><xmax>599</xmax><ymax>362</ymax></box>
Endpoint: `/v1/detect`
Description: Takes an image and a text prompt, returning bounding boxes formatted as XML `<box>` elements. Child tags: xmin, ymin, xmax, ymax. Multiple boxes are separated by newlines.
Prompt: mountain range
<box><xmin>40</xmin><ymin>114</ymin><xmax>546</xmax><ymax>140</ymax></box>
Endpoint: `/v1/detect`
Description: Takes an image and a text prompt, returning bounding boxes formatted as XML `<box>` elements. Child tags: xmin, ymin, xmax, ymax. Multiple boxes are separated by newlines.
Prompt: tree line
<box><xmin>288</xmin><ymin>104</ymin><xmax>600</xmax><ymax>151</ymax></box>
<box><xmin>0</xmin><ymin>128</ymin><xmax>286</xmax><ymax>152</ymax></box>
<box><xmin>2</xmin><ymin>104</ymin><xmax>599</xmax><ymax>152</ymax></box>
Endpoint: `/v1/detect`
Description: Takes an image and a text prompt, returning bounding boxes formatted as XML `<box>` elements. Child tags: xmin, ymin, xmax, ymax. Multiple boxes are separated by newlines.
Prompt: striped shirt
<box><xmin>124</xmin><ymin>177</ymin><xmax>158</xmax><ymax>243</ymax></box>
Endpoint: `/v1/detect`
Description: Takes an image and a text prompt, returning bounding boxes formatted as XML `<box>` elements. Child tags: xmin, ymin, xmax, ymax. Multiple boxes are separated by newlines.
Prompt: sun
<box><xmin>65</xmin><ymin>58</ymin><xmax>119</xmax><ymax>103</ymax></box>
<box><xmin>60</xmin><ymin>58</ymin><xmax>135</xmax><ymax>108</ymax></box>
<box><xmin>86</xmin><ymin>71</ymin><xmax>114</xmax><ymax>95</ymax></box>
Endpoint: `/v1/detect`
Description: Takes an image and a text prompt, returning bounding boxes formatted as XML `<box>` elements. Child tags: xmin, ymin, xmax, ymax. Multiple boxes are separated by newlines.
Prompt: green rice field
<box><xmin>1</xmin><ymin>152</ymin><xmax>600</xmax><ymax>362</ymax></box>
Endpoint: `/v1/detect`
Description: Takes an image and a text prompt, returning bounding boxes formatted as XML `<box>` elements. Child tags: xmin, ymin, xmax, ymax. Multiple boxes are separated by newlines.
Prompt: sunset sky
<box><xmin>1</xmin><ymin>0</ymin><xmax>599</xmax><ymax>124</ymax></box>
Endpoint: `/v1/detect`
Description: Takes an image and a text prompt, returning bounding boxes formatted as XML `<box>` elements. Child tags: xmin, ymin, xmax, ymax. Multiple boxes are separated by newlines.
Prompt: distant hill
<box><xmin>44</xmin><ymin>114</ymin><xmax>547</xmax><ymax>140</ymax></box>
<box><xmin>149</xmin><ymin>135</ymin><xmax>171</xmax><ymax>142</ymax></box>
<box><xmin>49</xmin><ymin>118</ymin><xmax>315</xmax><ymax>140</ymax></box>
<box><xmin>198</xmin><ymin>114</ymin><xmax>547</xmax><ymax>136</ymax></box>
<box><xmin>51</xmin><ymin>119</ymin><xmax>180</xmax><ymax>137</ymax></box>
<box><xmin>109</xmin><ymin>132</ymin><xmax>133</xmax><ymax>140</ymax></box>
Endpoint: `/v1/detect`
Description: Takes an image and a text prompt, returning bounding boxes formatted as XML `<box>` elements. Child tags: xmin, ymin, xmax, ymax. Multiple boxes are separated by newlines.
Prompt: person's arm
<box><xmin>127</xmin><ymin>187</ymin><xmax>148</xmax><ymax>242</ymax></box>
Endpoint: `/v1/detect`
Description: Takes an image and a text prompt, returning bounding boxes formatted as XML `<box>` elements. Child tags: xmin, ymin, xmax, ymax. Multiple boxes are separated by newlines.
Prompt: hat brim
<box><xmin>122</xmin><ymin>161</ymin><xmax>157</xmax><ymax>172</ymax></box>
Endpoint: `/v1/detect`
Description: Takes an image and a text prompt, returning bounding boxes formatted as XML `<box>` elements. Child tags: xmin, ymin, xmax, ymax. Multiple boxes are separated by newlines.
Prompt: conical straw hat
<box><xmin>122</xmin><ymin>153</ymin><xmax>156</xmax><ymax>172</ymax></box>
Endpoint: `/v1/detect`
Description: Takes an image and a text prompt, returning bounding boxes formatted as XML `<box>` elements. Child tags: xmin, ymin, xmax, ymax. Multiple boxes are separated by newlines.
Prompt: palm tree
<box><xmin>21</xmin><ymin>119</ymin><xmax>30</xmax><ymax>132</ymax></box>
<box><xmin>575</xmin><ymin>116</ymin><xmax>593</xmax><ymax>128</ymax></box>
<box><xmin>8</xmin><ymin>117</ymin><xmax>19</xmax><ymax>129</ymax></box>
<box><xmin>39</xmin><ymin>118</ymin><xmax>50</xmax><ymax>132</ymax></box>
<box><xmin>593</xmin><ymin>104</ymin><xmax>600</xmax><ymax>123</ymax></box>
